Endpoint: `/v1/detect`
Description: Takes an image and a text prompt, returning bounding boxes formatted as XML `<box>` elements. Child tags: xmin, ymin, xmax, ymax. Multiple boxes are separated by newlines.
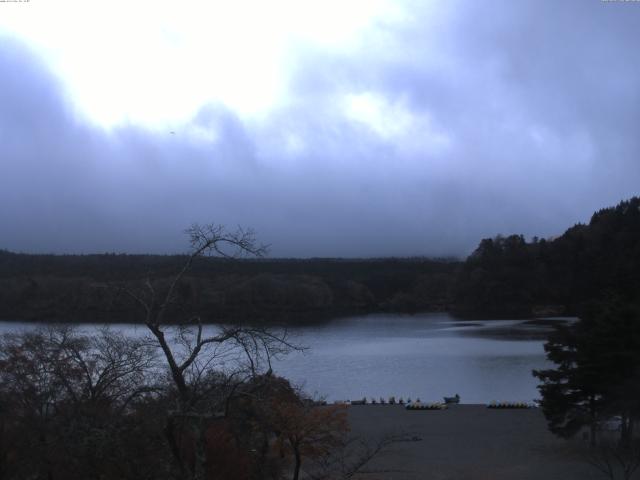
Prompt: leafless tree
<box><xmin>587</xmin><ymin>439</ymin><xmax>640</xmax><ymax>480</ymax></box>
<box><xmin>0</xmin><ymin>326</ymin><xmax>156</xmax><ymax>414</ymax></box>
<box><xmin>0</xmin><ymin>327</ymin><xmax>160</xmax><ymax>480</ymax></box>
<box><xmin>118</xmin><ymin>224</ymin><xmax>298</xmax><ymax>480</ymax></box>
<box><xmin>304</xmin><ymin>432</ymin><xmax>413</xmax><ymax>480</ymax></box>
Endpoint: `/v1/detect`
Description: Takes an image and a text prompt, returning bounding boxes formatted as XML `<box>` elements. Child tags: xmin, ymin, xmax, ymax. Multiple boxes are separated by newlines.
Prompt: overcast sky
<box><xmin>1</xmin><ymin>0</ymin><xmax>639</xmax><ymax>257</ymax></box>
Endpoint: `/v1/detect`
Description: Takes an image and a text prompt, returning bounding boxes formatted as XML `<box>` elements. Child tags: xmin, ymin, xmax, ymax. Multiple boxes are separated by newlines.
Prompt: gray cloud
<box><xmin>1</xmin><ymin>1</ymin><xmax>640</xmax><ymax>257</ymax></box>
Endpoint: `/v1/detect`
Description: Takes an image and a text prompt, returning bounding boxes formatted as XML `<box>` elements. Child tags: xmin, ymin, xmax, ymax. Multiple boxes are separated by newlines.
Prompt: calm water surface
<box><xmin>0</xmin><ymin>313</ymin><xmax>569</xmax><ymax>403</ymax></box>
<box><xmin>270</xmin><ymin>313</ymin><xmax>569</xmax><ymax>403</ymax></box>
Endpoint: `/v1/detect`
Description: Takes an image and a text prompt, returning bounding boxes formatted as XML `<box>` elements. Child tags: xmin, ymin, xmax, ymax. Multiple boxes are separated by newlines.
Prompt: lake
<box><xmin>0</xmin><ymin>313</ymin><xmax>567</xmax><ymax>404</ymax></box>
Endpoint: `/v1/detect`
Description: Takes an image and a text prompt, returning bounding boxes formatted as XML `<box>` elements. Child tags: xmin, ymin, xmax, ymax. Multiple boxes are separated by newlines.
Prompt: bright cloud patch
<box><xmin>0</xmin><ymin>0</ymin><xmax>399</xmax><ymax>129</ymax></box>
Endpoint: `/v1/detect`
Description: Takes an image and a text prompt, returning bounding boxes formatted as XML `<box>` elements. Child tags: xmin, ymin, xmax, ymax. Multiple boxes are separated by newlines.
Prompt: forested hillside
<box><xmin>454</xmin><ymin>197</ymin><xmax>640</xmax><ymax>317</ymax></box>
<box><xmin>0</xmin><ymin>253</ymin><xmax>456</xmax><ymax>323</ymax></box>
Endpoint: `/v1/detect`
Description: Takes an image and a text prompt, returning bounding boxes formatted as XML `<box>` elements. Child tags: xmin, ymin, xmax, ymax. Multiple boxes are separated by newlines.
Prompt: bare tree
<box><xmin>0</xmin><ymin>327</ymin><xmax>160</xmax><ymax>480</ymax></box>
<box><xmin>587</xmin><ymin>439</ymin><xmax>640</xmax><ymax>480</ymax></box>
<box><xmin>305</xmin><ymin>432</ymin><xmax>412</xmax><ymax>480</ymax></box>
<box><xmin>118</xmin><ymin>224</ymin><xmax>298</xmax><ymax>480</ymax></box>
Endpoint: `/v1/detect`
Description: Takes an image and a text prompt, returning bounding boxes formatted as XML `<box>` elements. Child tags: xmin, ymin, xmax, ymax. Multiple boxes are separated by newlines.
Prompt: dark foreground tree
<box><xmin>533</xmin><ymin>320</ymin><xmax>605</xmax><ymax>445</ymax></box>
<box><xmin>0</xmin><ymin>327</ymin><xmax>358</xmax><ymax>480</ymax></box>
<box><xmin>0</xmin><ymin>327</ymin><xmax>164</xmax><ymax>480</ymax></box>
<box><xmin>118</xmin><ymin>224</ymin><xmax>302</xmax><ymax>480</ymax></box>
<box><xmin>587</xmin><ymin>437</ymin><xmax>640</xmax><ymax>480</ymax></box>
<box><xmin>269</xmin><ymin>397</ymin><xmax>348</xmax><ymax>480</ymax></box>
<box><xmin>534</xmin><ymin>301</ymin><xmax>640</xmax><ymax>447</ymax></box>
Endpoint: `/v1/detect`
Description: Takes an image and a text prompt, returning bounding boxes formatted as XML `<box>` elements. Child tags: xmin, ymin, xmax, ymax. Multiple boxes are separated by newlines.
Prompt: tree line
<box><xmin>0</xmin><ymin>251</ymin><xmax>456</xmax><ymax>325</ymax></box>
<box><xmin>453</xmin><ymin>197</ymin><xmax>640</xmax><ymax>318</ymax></box>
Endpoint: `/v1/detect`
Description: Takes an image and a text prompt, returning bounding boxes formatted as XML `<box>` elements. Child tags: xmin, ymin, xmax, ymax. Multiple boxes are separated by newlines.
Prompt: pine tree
<box><xmin>533</xmin><ymin>301</ymin><xmax>640</xmax><ymax>446</ymax></box>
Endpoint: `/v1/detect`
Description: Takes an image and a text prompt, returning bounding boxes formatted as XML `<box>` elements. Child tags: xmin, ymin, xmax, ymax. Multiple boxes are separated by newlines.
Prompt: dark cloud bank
<box><xmin>1</xmin><ymin>0</ymin><xmax>639</xmax><ymax>257</ymax></box>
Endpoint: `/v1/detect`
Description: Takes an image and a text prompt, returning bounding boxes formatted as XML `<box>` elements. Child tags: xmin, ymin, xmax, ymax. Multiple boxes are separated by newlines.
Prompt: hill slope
<box><xmin>453</xmin><ymin>197</ymin><xmax>640</xmax><ymax>317</ymax></box>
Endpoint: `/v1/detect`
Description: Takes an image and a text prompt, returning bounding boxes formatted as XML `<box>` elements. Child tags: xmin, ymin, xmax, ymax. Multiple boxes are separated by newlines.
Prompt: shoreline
<box><xmin>0</xmin><ymin>310</ymin><xmax>576</xmax><ymax>326</ymax></box>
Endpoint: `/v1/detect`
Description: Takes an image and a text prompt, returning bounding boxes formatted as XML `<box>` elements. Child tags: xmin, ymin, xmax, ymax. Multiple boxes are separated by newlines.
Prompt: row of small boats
<box><xmin>337</xmin><ymin>395</ymin><xmax>535</xmax><ymax>409</ymax></box>
<box><xmin>406</xmin><ymin>401</ymin><xmax>534</xmax><ymax>410</ymax></box>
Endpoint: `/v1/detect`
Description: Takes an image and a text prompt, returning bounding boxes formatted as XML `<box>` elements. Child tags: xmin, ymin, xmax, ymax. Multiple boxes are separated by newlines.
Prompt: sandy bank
<box><xmin>346</xmin><ymin>405</ymin><xmax>599</xmax><ymax>480</ymax></box>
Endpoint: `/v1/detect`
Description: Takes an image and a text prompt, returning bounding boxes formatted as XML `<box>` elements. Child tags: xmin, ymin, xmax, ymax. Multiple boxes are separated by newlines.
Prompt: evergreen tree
<box><xmin>533</xmin><ymin>321</ymin><xmax>605</xmax><ymax>445</ymax></box>
<box><xmin>534</xmin><ymin>301</ymin><xmax>640</xmax><ymax>446</ymax></box>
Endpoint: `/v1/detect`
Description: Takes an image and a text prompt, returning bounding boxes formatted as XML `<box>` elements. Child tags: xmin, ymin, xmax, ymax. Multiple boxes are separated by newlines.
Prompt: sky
<box><xmin>1</xmin><ymin>0</ymin><xmax>639</xmax><ymax>258</ymax></box>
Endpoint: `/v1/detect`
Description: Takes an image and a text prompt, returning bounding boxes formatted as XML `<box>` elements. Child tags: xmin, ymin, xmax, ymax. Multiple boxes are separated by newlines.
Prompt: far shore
<box><xmin>0</xmin><ymin>310</ymin><xmax>575</xmax><ymax>326</ymax></box>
